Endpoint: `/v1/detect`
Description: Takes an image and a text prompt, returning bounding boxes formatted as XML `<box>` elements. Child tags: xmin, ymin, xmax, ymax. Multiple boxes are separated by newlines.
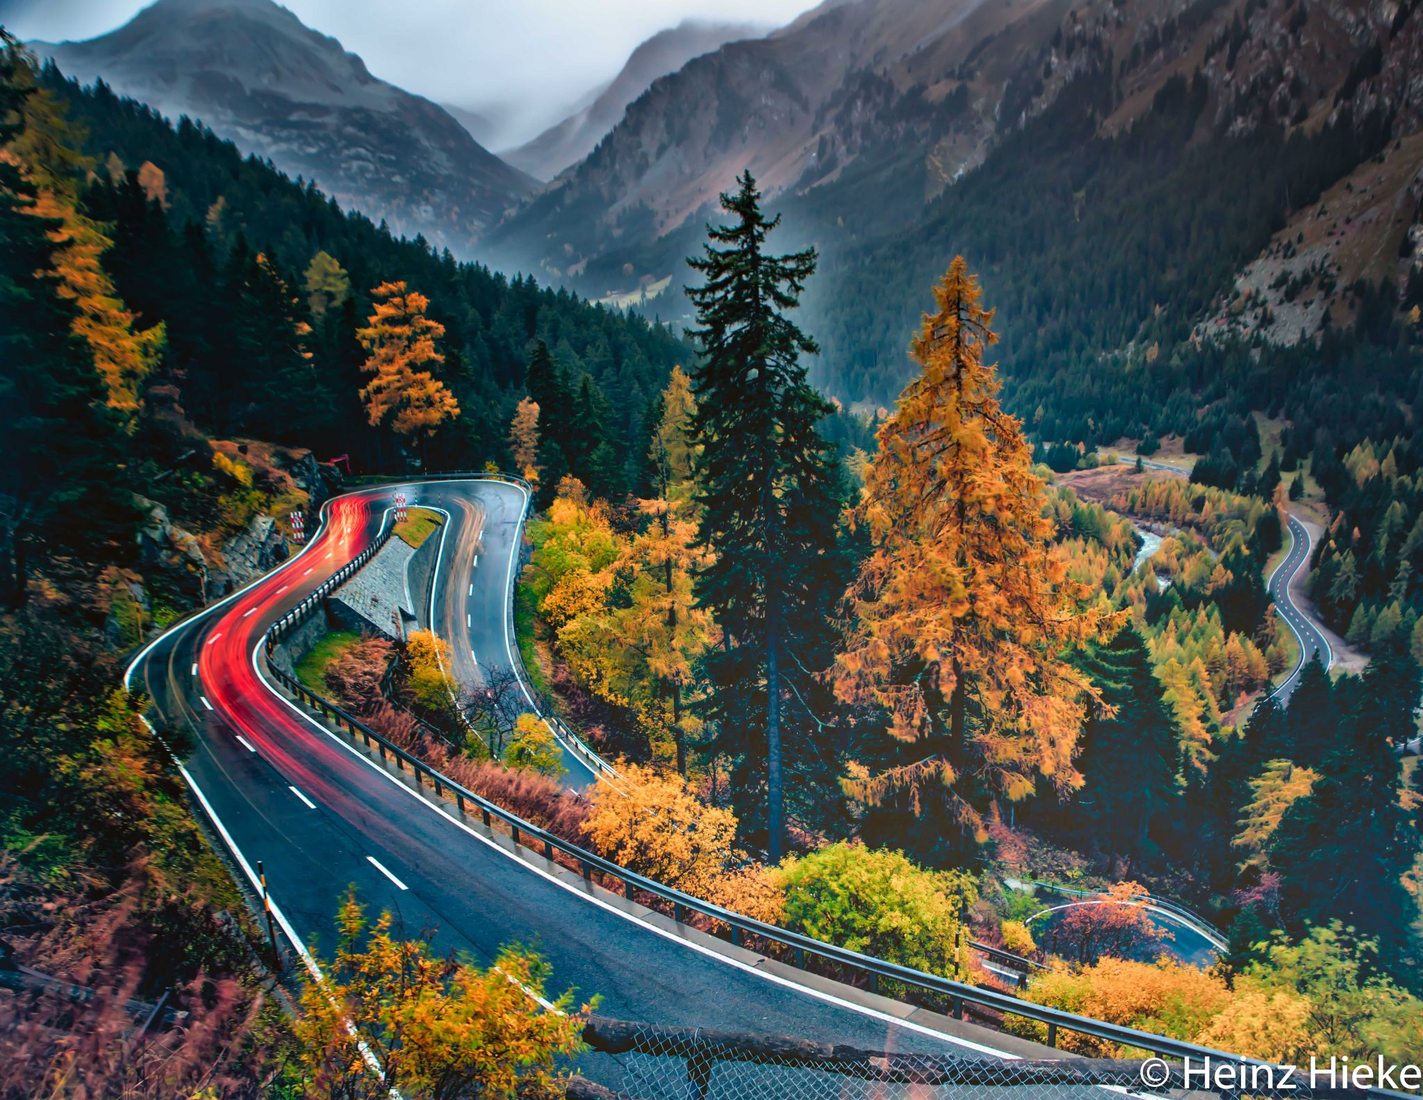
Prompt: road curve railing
<box><xmin>251</xmin><ymin>514</ymin><xmax>1280</xmax><ymax>1070</ymax></box>
<box><xmin>246</xmin><ymin>478</ymin><xmax>1414</xmax><ymax>1094</ymax></box>
<box><xmin>1012</xmin><ymin>878</ymin><xmax>1228</xmax><ymax>953</ymax></box>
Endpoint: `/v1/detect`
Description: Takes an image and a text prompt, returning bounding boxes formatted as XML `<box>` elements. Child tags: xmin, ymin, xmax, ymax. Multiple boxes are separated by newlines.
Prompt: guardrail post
<box><xmin>673</xmin><ymin>902</ymin><xmax>684</xmax><ymax>925</ymax></box>
<box><xmin>455</xmin><ymin>791</ymin><xmax>465</xmax><ymax>814</ymax></box>
<box><xmin>730</xmin><ymin>926</ymin><xmax>742</xmax><ymax>948</ymax></box>
<box><xmin>1045</xmin><ymin>1022</ymin><xmax>1057</xmax><ymax>1048</ymax></box>
<box><xmin>624</xmin><ymin>879</ymin><xmax>634</xmax><ymax>901</ymax></box>
<box><xmin>543</xmin><ymin>839</ymin><xmax>553</xmax><ymax>860</ymax></box>
<box><xmin>951</xmin><ymin>996</ymin><xmax>964</xmax><ymax>1020</ymax></box>
<box><xmin>794</xmin><ymin>947</ymin><xmax>805</xmax><ymax>970</ymax></box>
<box><xmin>481</xmin><ymin>807</ymin><xmax>491</xmax><ymax>827</ymax></box>
<box><xmin>868</xmin><ymin>972</ymin><xmax>879</xmax><ymax>995</ymax></box>
<box><xmin>511</xmin><ymin>824</ymin><xmax>520</xmax><ymax>846</ymax></box>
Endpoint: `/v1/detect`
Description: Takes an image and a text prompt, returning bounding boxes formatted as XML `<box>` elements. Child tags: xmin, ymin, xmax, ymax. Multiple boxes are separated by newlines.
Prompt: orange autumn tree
<box><xmin>9</xmin><ymin>80</ymin><xmax>163</xmax><ymax>418</ymax></box>
<box><xmin>357</xmin><ymin>280</ymin><xmax>460</xmax><ymax>442</ymax></box>
<box><xmin>508</xmin><ymin>395</ymin><xmax>541</xmax><ymax>484</ymax></box>
<box><xmin>834</xmin><ymin>257</ymin><xmax>1116</xmax><ymax>846</ymax></box>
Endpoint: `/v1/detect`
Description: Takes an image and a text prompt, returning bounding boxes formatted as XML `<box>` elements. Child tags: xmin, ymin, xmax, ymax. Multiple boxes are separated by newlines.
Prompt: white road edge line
<box><xmin>134</xmin><ymin>481</ymin><xmax>1019</xmax><ymax>1062</ymax></box>
<box><xmin>366</xmin><ymin>855</ymin><xmax>409</xmax><ymax>891</ymax></box>
<box><xmin>289</xmin><ymin>785</ymin><xmax>317</xmax><ymax>810</ymax></box>
<box><xmin>236</xmin><ymin>734</ymin><xmax>258</xmax><ymax>753</ymax></box>
<box><xmin>245</xmin><ymin>557</ymin><xmax>1017</xmax><ymax>1059</ymax></box>
<box><xmin>121</xmin><ymin>491</ymin><xmax>396</xmax><ymax>1087</ymax></box>
<box><xmin>191</xmin><ymin>662</ymin><xmax>197</xmax><ymax>676</ymax></box>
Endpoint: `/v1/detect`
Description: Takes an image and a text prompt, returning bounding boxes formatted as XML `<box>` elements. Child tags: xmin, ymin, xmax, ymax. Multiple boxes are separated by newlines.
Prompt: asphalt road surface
<box><xmin>415</xmin><ymin>482</ymin><xmax>599</xmax><ymax>787</ymax></box>
<box><xmin>127</xmin><ymin>480</ymin><xmax>1045</xmax><ymax>1091</ymax></box>
<box><xmin>1267</xmin><ymin>512</ymin><xmax>1333</xmax><ymax>704</ymax></box>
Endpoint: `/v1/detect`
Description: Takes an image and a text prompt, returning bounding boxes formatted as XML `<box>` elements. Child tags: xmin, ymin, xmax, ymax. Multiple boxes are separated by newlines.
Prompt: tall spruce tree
<box><xmin>1270</xmin><ymin>663</ymin><xmax>1420</xmax><ymax>977</ymax></box>
<box><xmin>686</xmin><ymin>170</ymin><xmax>839</xmax><ymax>860</ymax></box>
<box><xmin>1067</xmin><ymin>624</ymin><xmax>1181</xmax><ymax>854</ymax></box>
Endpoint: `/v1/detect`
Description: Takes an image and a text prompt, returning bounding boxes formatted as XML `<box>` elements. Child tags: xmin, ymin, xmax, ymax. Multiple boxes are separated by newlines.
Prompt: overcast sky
<box><xmin>0</xmin><ymin>0</ymin><xmax>819</xmax><ymax>146</ymax></box>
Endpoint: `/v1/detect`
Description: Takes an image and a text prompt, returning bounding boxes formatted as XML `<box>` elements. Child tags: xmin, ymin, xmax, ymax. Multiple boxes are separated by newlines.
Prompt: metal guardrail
<box><xmin>1013</xmin><ymin>878</ymin><xmax>1227</xmax><ymax>952</ymax></box>
<box><xmin>252</xmin><ymin>477</ymin><xmax>1403</xmax><ymax>1080</ymax></box>
<box><xmin>259</xmin><ymin>613</ymin><xmax>1277</xmax><ymax>1063</ymax></box>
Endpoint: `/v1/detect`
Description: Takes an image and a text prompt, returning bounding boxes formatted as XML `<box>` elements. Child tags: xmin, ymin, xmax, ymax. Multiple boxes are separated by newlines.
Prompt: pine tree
<box><xmin>1069</xmin><ymin>624</ymin><xmax>1181</xmax><ymax>854</ymax></box>
<box><xmin>1283</xmin><ymin>655</ymin><xmax>1337</xmax><ymax>767</ymax></box>
<box><xmin>0</xmin><ymin>35</ymin><xmax>130</xmax><ymax>605</ymax></box>
<box><xmin>834</xmin><ymin>257</ymin><xmax>1116</xmax><ymax>853</ymax></box>
<box><xmin>1270</xmin><ymin>673</ymin><xmax>1419</xmax><ymax>977</ymax></box>
<box><xmin>686</xmin><ymin>170</ymin><xmax>841</xmax><ymax>860</ymax></box>
<box><xmin>357</xmin><ymin>280</ymin><xmax>460</xmax><ymax>450</ymax></box>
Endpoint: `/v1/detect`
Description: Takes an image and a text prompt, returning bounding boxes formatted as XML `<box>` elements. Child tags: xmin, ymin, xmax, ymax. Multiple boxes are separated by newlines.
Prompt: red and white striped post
<box><xmin>290</xmin><ymin>511</ymin><xmax>305</xmax><ymax>543</ymax></box>
<box><xmin>394</xmin><ymin>492</ymin><xmax>408</xmax><ymax>525</ymax></box>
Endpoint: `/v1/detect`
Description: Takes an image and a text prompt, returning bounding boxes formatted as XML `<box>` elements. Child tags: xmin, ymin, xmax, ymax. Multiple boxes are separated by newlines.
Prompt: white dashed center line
<box><xmin>236</xmin><ymin>734</ymin><xmax>258</xmax><ymax>753</ymax></box>
<box><xmin>366</xmin><ymin>856</ymin><xmax>408</xmax><ymax>891</ymax></box>
<box><xmin>200</xmin><ymin>696</ymin><xmax>214</xmax><ymax>711</ymax></box>
<box><xmin>289</xmin><ymin>785</ymin><xmax>316</xmax><ymax>810</ymax></box>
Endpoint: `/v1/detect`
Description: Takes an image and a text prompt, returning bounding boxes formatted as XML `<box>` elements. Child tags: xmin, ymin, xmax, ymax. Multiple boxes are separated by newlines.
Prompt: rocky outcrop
<box><xmin>136</xmin><ymin>499</ymin><xmax>291</xmax><ymax>605</ymax></box>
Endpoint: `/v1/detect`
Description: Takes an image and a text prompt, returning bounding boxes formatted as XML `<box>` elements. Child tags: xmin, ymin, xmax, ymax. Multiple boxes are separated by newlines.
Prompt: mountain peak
<box><xmin>33</xmin><ymin>0</ymin><xmax>533</xmax><ymax>254</ymax></box>
<box><xmin>503</xmin><ymin>18</ymin><xmax>769</xmax><ymax>181</ymax></box>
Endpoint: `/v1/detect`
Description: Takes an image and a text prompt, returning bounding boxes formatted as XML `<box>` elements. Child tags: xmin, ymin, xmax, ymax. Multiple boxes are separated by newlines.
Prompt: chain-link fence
<box><xmin>566</xmin><ymin>1018</ymin><xmax>1385</xmax><ymax>1100</ymax></box>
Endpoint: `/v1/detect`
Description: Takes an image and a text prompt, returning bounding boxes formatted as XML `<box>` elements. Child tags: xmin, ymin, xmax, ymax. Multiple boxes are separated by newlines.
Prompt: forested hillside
<box><xmin>0</xmin><ymin>35</ymin><xmax>683</xmax><ymax>1092</ymax></box>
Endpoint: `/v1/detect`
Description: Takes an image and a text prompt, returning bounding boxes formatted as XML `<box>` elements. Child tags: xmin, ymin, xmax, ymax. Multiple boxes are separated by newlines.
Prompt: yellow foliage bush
<box><xmin>404</xmin><ymin>629</ymin><xmax>455</xmax><ymax>713</ymax></box>
<box><xmin>704</xmin><ymin>863</ymin><xmax>786</xmax><ymax>926</ymax></box>
<box><xmin>212</xmin><ymin>449</ymin><xmax>254</xmax><ymax>487</ymax></box>
<box><xmin>1193</xmin><ymin>985</ymin><xmax>1317</xmax><ymax>1063</ymax></box>
<box><xmin>1007</xmin><ymin>957</ymin><xmax>1232</xmax><ymax>1056</ymax></box>
<box><xmin>581</xmin><ymin>763</ymin><xmax>738</xmax><ymax>897</ymax></box>
<box><xmin>503</xmin><ymin>713</ymin><xmax>565</xmax><ymax>780</ymax></box>
<box><xmin>1000</xmin><ymin>919</ymin><xmax>1036</xmax><ymax>957</ymax></box>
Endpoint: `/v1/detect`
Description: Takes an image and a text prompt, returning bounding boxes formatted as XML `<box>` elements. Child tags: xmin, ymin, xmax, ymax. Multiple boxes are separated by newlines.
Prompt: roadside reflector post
<box><xmin>257</xmin><ymin>859</ymin><xmax>281</xmax><ymax>973</ymax></box>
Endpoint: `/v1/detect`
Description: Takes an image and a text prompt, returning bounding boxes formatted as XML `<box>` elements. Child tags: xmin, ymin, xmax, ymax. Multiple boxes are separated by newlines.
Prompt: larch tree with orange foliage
<box><xmin>508</xmin><ymin>395</ymin><xmax>541</xmax><ymax>485</ymax></box>
<box><xmin>357</xmin><ymin>280</ymin><xmax>460</xmax><ymax>447</ymax></box>
<box><xmin>834</xmin><ymin>257</ymin><xmax>1117</xmax><ymax>853</ymax></box>
<box><xmin>11</xmin><ymin>73</ymin><xmax>164</xmax><ymax>420</ymax></box>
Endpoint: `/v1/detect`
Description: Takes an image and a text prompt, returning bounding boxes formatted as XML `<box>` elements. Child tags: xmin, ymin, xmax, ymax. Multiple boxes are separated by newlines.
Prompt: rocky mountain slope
<box><xmin>504</xmin><ymin>19</ymin><xmax>769</xmax><ymax>182</ymax></box>
<box><xmin>486</xmin><ymin>0</ymin><xmax>1422</xmax><ymax>404</ymax></box>
<box><xmin>34</xmin><ymin>0</ymin><xmax>535</xmax><ymax>256</ymax></box>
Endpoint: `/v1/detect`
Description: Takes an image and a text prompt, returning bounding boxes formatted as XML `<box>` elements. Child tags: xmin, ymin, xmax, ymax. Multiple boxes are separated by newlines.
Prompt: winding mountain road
<box><xmin>126</xmin><ymin>480</ymin><xmax>1045</xmax><ymax>1090</ymax></box>
<box><xmin>1267</xmin><ymin>512</ymin><xmax>1334</xmax><ymax>703</ymax></box>
<box><xmin>1119</xmin><ymin>456</ymin><xmax>1334</xmax><ymax>704</ymax></box>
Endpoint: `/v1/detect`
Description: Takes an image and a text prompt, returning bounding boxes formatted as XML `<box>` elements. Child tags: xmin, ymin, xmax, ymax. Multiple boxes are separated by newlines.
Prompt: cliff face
<box><xmin>485</xmin><ymin>0</ymin><xmax>1422</xmax><ymax>362</ymax></box>
<box><xmin>35</xmin><ymin>0</ymin><xmax>534</xmax><ymax>257</ymax></box>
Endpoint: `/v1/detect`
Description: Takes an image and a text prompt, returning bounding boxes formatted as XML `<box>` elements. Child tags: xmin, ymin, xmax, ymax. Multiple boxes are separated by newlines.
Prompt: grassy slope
<box><xmin>294</xmin><ymin>630</ymin><xmax>362</xmax><ymax>694</ymax></box>
<box><xmin>394</xmin><ymin>507</ymin><xmax>442</xmax><ymax>549</ymax></box>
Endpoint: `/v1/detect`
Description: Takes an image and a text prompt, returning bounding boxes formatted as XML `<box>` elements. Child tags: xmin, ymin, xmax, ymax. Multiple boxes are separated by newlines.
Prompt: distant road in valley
<box><xmin>1266</xmin><ymin>512</ymin><xmax>1333</xmax><ymax>703</ymax></box>
<box><xmin>1112</xmin><ymin>455</ymin><xmax>1334</xmax><ymax>704</ymax></box>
